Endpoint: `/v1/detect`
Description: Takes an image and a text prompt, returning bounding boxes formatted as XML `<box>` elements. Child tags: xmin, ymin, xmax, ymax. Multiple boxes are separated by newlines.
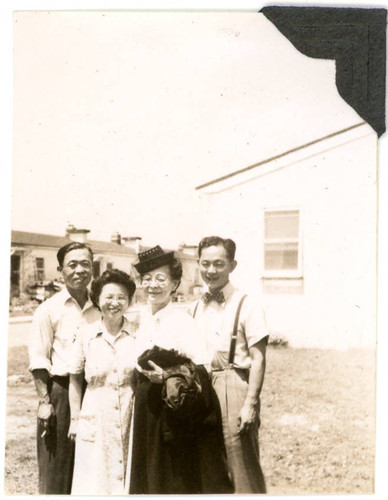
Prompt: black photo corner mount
<box><xmin>261</xmin><ymin>6</ymin><xmax>386</xmax><ymax>137</ymax></box>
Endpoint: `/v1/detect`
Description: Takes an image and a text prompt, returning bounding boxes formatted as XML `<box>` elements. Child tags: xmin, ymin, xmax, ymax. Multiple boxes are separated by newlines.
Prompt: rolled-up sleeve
<box><xmin>68</xmin><ymin>330</ymin><xmax>86</xmax><ymax>375</ymax></box>
<box><xmin>28</xmin><ymin>303</ymin><xmax>54</xmax><ymax>372</ymax></box>
<box><xmin>242</xmin><ymin>297</ymin><xmax>269</xmax><ymax>348</ymax></box>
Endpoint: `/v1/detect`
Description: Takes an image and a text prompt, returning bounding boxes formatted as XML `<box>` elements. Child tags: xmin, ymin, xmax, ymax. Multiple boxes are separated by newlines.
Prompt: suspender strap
<box><xmin>228</xmin><ymin>295</ymin><xmax>247</xmax><ymax>366</ymax></box>
<box><xmin>192</xmin><ymin>301</ymin><xmax>200</xmax><ymax>319</ymax></box>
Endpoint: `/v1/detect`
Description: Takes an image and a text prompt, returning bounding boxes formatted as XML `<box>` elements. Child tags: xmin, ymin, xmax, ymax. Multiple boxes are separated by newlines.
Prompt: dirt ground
<box><xmin>4</xmin><ymin>345</ymin><xmax>375</xmax><ymax>495</ymax></box>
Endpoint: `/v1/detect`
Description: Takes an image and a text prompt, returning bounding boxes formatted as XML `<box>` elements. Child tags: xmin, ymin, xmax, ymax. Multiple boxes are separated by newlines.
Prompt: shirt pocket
<box><xmin>211</xmin><ymin>326</ymin><xmax>233</xmax><ymax>352</ymax></box>
<box><xmin>77</xmin><ymin>414</ymin><xmax>96</xmax><ymax>443</ymax></box>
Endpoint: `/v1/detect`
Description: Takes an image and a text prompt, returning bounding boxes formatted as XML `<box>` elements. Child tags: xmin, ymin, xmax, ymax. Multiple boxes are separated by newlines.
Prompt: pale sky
<box><xmin>11</xmin><ymin>9</ymin><xmax>361</xmax><ymax>248</ymax></box>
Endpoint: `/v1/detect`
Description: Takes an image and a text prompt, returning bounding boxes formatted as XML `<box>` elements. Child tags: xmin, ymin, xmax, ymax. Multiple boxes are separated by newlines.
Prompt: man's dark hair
<box><xmin>90</xmin><ymin>269</ymin><xmax>136</xmax><ymax>309</ymax></box>
<box><xmin>198</xmin><ymin>236</ymin><xmax>236</xmax><ymax>260</ymax></box>
<box><xmin>57</xmin><ymin>242</ymin><xmax>94</xmax><ymax>269</ymax></box>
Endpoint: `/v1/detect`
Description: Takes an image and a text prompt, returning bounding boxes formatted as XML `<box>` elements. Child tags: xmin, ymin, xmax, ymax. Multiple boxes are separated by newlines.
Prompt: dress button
<box><xmin>113</xmin><ymin>368</ymin><xmax>117</xmax><ymax>373</ymax></box>
<box><xmin>119</xmin><ymin>459</ymin><xmax>123</xmax><ymax>464</ymax></box>
<box><xmin>115</xmin><ymin>406</ymin><xmax>119</xmax><ymax>410</ymax></box>
<box><xmin>114</xmin><ymin>386</ymin><xmax>118</xmax><ymax>391</ymax></box>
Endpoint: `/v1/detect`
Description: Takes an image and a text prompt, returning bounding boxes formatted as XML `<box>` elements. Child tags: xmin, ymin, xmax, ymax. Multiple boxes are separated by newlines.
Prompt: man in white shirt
<box><xmin>190</xmin><ymin>236</ymin><xmax>268</xmax><ymax>493</ymax></box>
<box><xmin>28</xmin><ymin>242</ymin><xmax>100</xmax><ymax>494</ymax></box>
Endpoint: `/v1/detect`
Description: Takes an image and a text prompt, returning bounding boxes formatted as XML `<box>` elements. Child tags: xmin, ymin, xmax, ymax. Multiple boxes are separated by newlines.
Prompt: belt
<box><xmin>212</xmin><ymin>366</ymin><xmax>249</xmax><ymax>374</ymax></box>
<box><xmin>50</xmin><ymin>374</ymin><xmax>70</xmax><ymax>388</ymax></box>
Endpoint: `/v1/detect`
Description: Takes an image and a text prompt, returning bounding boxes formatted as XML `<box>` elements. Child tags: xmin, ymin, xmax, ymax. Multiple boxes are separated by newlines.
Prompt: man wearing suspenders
<box><xmin>190</xmin><ymin>236</ymin><xmax>268</xmax><ymax>493</ymax></box>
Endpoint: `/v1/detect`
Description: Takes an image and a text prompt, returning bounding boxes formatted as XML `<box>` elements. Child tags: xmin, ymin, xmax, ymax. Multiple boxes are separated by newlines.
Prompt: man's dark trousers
<box><xmin>37</xmin><ymin>376</ymin><xmax>74</xmax><ymax>494</ymax></box>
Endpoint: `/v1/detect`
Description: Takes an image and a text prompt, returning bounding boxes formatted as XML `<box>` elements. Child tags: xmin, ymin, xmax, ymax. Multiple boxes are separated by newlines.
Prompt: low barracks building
<box><xmin>10</xmin><ymin>225</ymin><xmax>200</xmax><ymax>301</ymax></box>
<box><xmin>196</xmin><ymin>122</ymin><xmax>376</xmax><ymax>349</ymax></box>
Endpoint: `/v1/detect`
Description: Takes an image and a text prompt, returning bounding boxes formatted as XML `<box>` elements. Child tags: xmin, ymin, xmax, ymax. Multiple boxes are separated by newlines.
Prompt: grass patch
<box><xmin>4</xmin><ymin>381</ymin><xmax>37</xmax><ymax>494</ymax></box>
<box><xmin>7</xmin><ymin>345</ymin><xmax>32</xmax><ymax>379</ymax></box>
<box><xmin>4</xmin><ymin>345</ymin><xmax>375</xmax><ymax>494</ymax></box>
<box><xmin>260</xmin><ymin>348</ymin><xmax>375</xmax><ymax>494</ymax></box>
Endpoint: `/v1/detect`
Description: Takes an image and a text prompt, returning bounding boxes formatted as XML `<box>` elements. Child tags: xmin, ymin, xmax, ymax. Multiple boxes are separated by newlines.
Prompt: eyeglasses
<box><xmin>141</xmin><ymin>273</ymin><xmax>171</xmax><ymax>287</ymax></box>
<box><xmin>100</xmin><ymin>295</ymin><xmax>128</xmax><ymax>303</ymax></box>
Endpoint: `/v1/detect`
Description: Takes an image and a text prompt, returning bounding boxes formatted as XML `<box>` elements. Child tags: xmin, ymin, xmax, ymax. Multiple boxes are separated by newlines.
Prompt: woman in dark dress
<box><xmin>129</xmin><ymin>246</ymin><xmax>233</xmax><ymax>494</ymax></box>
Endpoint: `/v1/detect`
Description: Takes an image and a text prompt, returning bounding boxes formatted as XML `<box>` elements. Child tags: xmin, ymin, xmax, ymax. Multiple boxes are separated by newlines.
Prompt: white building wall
<box><xmin>199</xmin><ymin>130</ymin><xmax>377</xmax><ymax>349</ymax></box>
<box><xmin>179</xmin><ymin>257</ymin><xmax>200</xmax><ymax>296</ymax></box>
<box><xmin>97</xmin><ymin>253</ymin><xmax>137</xmax><ymax>275</ymax></box>
<box><xmin>22</xmin><ymin>247</ymin><xmax>137</xmax><ymax>288</ymax></box>
<box><xmin>26</xmin><ymin>247</ymin><xmax>60</xmax><ymax>283</ymax></box>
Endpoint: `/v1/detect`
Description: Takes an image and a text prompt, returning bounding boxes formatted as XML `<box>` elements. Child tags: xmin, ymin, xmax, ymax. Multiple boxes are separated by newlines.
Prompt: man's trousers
<box><xmin>37</xmin><ymin>375</ymin><xmax>74</xmax><ymax>494</ymax></box>
<box><xmin>212</xmin><ymin>368</ymin><xmax>266</xmax><ymax>494</ymax></box>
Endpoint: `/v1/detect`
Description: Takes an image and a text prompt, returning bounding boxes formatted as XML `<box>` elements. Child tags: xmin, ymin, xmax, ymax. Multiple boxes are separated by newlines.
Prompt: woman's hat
<box><xmin>134</xmin><ymin>245</ymin><xmax>174</xmax><ymax>274</ymax></box>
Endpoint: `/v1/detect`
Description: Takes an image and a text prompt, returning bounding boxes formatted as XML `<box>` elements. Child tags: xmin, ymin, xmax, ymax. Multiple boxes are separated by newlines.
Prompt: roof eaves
<box><xmin>11</xmin><ymin>231</ymin><xmax>137</xmax><ymax>255</ymax></box>
<box><xmin>195</xmin><ymin>121</ymin><xmax>366</xmax><ymax>191</ymax></box>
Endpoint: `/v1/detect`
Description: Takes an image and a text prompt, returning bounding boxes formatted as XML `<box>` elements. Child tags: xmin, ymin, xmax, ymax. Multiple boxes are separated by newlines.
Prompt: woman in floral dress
<box><xmin>68</xmin><ymin>269</ymin><xmax>137</xmax><ymax>495</ymax></box>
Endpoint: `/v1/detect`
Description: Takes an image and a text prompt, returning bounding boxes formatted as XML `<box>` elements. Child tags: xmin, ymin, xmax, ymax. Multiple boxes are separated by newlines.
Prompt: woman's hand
<box><xmin>68</xmin><ymin>417</ymin><xmax>79</xmax><ymax>441</ymax></box>
<box><xmin>141</xmin><ymin>360</ymin><xmax>164</xmax><ymax>384</ymax></box>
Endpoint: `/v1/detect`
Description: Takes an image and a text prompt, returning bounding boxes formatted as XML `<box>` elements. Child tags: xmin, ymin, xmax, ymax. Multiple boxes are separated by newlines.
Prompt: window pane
<box><xmin>36</xmin><ymin>258</ymin><xmax>45</xmax><ymax>281</ymax></box>
<box><xmin>265</xmin><ymin>210</ymin><xmax>299</xmax><ymax>239</ymax></box>
<box><xmin>264</xmin><ymin>242</ymin><xmax>298</xmax><ymax>270</ymax></box>
<box><xmin>93</xmin><ymin>261</ymin><xmax>101</xmax><ymax>278</ymax></box>
<box><xmin>36</xmin><ymin>257</ymin><xmax>44</xmax><ymax>269</ymax></box>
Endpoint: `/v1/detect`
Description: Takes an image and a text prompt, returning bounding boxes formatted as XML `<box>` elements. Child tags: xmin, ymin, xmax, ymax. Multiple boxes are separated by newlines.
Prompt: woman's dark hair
<box><xmin>198</xmin><ymin>236</ymin><xmax>236</xmax><ymax>260</ymax></box>
<box><xmin>161</xmin><ymin>258</ymin><xmax>183</xmax><ymax>294</ymax></box>
<box><xmin>90</xmin><ymin>269</ymin><xmax>136</xmax><ymax>309</ymax></box>
<box><xmin>57</xmin><ymin>242</ymin><xmax>93</xmax><ymax>269</ymax></box>
<box><xmin>167</xmin><ymin>258</ymin><xmax>183</xmax><ymax>282</ymax></box>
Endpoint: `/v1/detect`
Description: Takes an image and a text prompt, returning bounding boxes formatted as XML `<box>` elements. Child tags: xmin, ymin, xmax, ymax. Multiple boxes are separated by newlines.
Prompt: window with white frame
<box><xmin>263</xmin><ymin>209</ymin><xmax>301</xmax><ymax>277</ymax></box>
<box><xmin>35</xmin><ymin>257</ymin><xmax>45</xmax><ymax>281</ymax></box>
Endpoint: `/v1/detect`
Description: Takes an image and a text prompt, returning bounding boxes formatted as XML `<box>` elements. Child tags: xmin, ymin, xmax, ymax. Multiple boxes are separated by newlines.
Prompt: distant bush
<box><xmin>9</xmin><ymin>298</ymin><xmax>39</xmax><ymax>318</ymax></box>
<box><xmin>268</xmin><ymin>334</ymin><xmax>289</xmax><ymax>348</ymax></box>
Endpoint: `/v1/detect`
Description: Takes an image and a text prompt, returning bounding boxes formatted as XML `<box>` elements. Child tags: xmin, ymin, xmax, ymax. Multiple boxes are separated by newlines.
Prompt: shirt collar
<box><xmin>221</xmin><ymin>281</ymin><xmax>235</xmax><ymax>301</ymax></box>
<box><xmin>58</xmin><ymin>287</ymin><xmax>73</xmax><ymax>304</ymax></box>
<box><xmin>61</xmin><ymin>287</ymin><xmax>94</xmax><ymax>311</ymax></box>
<box><xmin>145</xmin><ymin>300</ymin><xmax>174</xmax><ymax>321</ymax></box>
<box><xmin>91</xmin><ymin>317</ymin><xmax>132</xmax><ymax>339</ymax></box>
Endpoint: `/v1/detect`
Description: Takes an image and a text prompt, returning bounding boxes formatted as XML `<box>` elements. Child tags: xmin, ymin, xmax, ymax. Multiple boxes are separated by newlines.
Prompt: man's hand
<box><xmin>237</xmin><ymin>402</ymin><xmax>257</xmax><ymax>435</ymax></box>
<box><xmin>38</xmin><ymin>402</ymin><xmax>55</xmax><ymax>437</ymax></box>
<box><xmin>68</xmin><ymin>418</ymin><xmax>78</xmax><ymax>441</ymax></box>
<box><xmin>236</xmin><ymin>338</ymin><xmax>267</xmax><ymax>436</ymax></box>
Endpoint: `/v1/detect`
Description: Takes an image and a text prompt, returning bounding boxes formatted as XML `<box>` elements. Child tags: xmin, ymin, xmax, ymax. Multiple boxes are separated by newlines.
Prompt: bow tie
<box><xmin>202</xmin><ymin>290</ymin><xmax>225</xmax><ymax>305</ymax></box>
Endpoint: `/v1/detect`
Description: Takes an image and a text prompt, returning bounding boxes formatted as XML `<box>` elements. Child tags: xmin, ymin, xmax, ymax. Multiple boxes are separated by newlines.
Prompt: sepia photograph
<box><xmin>2</xmin><ymin>0</ymin><xmax>387</xmax><ymax>497</ymax></box>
